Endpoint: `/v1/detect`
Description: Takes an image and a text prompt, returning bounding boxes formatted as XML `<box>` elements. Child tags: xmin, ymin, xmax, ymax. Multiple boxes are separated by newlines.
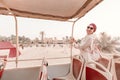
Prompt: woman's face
<box><xmin>86</xmin><ymin>25</ymin><xmax>95</xmax><ymax>35</ymax></box>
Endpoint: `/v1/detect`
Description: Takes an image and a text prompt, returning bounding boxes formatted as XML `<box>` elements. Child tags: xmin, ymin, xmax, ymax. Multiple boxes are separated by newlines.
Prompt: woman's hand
<box><xmin>70</xmin><ymin>38</ymin><xmax>76</xmax><ymax>43</ymax></box>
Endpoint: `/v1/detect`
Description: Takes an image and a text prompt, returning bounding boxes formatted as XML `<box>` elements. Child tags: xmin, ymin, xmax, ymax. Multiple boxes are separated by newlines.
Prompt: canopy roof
<box><xmin>0</xmin><ymin>0</ymin><xmax>102</xmax><ymax>21</ymax></box>
<box><xmin>0</xmin><ymin>41</ymin><xmax>15</xmax><ymax>49</ymax></box>
<box><xmin>0</xmin><ymin>42</ymin><xmax>21</xmax><ymax>57</ymax></box>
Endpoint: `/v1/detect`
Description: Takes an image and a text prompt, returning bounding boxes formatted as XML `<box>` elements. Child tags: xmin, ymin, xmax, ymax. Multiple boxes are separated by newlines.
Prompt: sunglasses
<box><xmin>87</xmin><ymin>26</ymin><xmax>94</xmax><ymax>30</ymax></box>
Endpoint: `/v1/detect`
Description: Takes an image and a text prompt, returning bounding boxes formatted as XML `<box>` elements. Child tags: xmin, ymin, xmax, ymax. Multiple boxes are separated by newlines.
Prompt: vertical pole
<box><xmin>70</xmin><ymin>22</ymin><xmax>75</xmax><ymax>60</ymax></box>
<box><xmin>14</xmin><ymin>15</ymin><xmax>18</xmax><ymax>68</ymax></box>
<box><xmin>69</xmin><ymin>21</ymin><xmax>75</xmax><ymax>73</ymax></box>
<box><xmin>1</xmin><ymin>1</ymin><xmax>19</xmax><ymax>67</ymax></box>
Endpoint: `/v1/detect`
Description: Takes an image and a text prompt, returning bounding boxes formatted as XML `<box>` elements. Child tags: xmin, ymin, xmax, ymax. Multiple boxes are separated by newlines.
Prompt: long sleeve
<box><xmin>74</xmin><ymin>34</ymin><xmax>101</xmax><ymax>62</ymax></box>
<box><xmin>74</xmin><ymin>34</ymin><xmax>95</xmax><ymax>51</ymax></box>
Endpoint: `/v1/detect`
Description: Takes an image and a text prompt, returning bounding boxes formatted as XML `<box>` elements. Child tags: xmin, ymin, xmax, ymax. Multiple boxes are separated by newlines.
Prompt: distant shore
<box><xmin>1</xmin><ymin>44</ymin><xmax>79</xmax><ymax>69</ymax></box>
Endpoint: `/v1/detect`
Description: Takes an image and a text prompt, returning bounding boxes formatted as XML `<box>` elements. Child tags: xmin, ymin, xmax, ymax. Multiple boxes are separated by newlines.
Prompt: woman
<box><xmin>71</xmin><ymin>23</ymin><xmax>100</xmax><ymax>62</ymax></box>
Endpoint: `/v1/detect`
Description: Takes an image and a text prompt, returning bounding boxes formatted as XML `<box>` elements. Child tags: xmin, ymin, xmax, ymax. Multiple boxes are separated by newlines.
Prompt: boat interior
<box><xmin>0</xmin><ymin>0</ymin><xmax>120</xmax><ymax>80</ymax></box>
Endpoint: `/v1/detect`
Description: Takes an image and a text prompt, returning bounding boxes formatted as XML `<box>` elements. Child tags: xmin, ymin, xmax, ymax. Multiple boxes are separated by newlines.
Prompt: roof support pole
<box><xmin>68</xmin><ymin>21</ymin><xmax>76</xmax><ymax>73</ymax></box>
<box><xmin>69</xmin><ymin>17</ymin><xmax>81</xmax><ymax>60</ymax></box>
<box><xmin>69</xmin><ymin>17</ymin><xmax>82</xmax><ymax>72</ymax></box>
<box><xmin>0</xmin><ymin>0</ymin><xmax>19</xmax><ymax>68</ymax></box>
<box><xmin>70</xmin><ymin>21</ymin><xmax>75</xmax><ymax>60</ymax></box>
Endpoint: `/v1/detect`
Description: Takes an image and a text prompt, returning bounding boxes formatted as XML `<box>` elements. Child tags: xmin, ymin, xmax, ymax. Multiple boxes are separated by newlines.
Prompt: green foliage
<box><xmin>97</xmin><ymin>32</ymin><xmax>120</xmax><ymax>53</ymax></box>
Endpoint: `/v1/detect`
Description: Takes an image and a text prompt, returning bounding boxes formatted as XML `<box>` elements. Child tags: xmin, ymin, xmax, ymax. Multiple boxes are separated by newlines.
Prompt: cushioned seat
<box><xmin>52</xmin><ymin>56</ymin><xmax>85</xmax><ymax>80</ymax></box>
<box><xmin>0</xmin><ymin>55</ymin><xmax>7</xmax><ymax>79</ymax></box>
<box><xmin>38</xmin><ymin>57</ymin><xmax>48</xmax><ymax>80</ymax></box>
<box><xmin>81</xmin><ymin>61</ymin><xmax>113</xmax><ymax>80</ymax></box>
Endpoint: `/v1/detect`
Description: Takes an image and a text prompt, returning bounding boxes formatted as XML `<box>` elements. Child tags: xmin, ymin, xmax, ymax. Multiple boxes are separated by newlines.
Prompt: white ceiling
<box><xmin>0</xmin><ymin>0</ymin><xmax>103</xmax><ymax>21</ymax></box>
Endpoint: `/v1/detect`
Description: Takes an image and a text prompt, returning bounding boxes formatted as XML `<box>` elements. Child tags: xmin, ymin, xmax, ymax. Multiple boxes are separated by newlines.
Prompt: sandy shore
<box><xmin>0</xmin><ymin>44</ymin><xmax>80</xmax><ymax>69</ymax></box>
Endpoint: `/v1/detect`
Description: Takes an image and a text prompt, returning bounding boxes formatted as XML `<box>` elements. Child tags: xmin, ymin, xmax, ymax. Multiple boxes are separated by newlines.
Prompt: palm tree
<box><xmin>40</xmin><ymin>31</ymin><xmax>45</xmax><ymax>44</ymax></box>
<box><xmin>97</xmin><ymin>32</ymin><xmax>120</xmax><ymax>53</ymax></box>
<box><xmin>34</xmin><ymin>37</ymin><xmax>39</xmax><ymax>47</ymax></box>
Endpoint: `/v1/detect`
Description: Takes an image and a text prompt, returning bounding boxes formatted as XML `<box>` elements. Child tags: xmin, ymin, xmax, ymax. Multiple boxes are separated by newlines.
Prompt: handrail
<box><xmin>7</xmin><ymin>57</ymin><xmax>71</xmax><ymax>62</ymax></box>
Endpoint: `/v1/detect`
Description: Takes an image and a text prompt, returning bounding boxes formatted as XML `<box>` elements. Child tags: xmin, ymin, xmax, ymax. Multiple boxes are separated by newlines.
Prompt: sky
<box><xmin>0</xmin><ymin>0</ymin><xmax>120</xmax><ymax>40</ymax></box>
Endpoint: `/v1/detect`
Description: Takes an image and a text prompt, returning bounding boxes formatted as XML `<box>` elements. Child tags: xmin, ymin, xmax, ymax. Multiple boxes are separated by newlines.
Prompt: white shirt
<box><xmin>74</xmin><ymin>34</ymin><xmax>100</xmax><ymax>62</ymax></box>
